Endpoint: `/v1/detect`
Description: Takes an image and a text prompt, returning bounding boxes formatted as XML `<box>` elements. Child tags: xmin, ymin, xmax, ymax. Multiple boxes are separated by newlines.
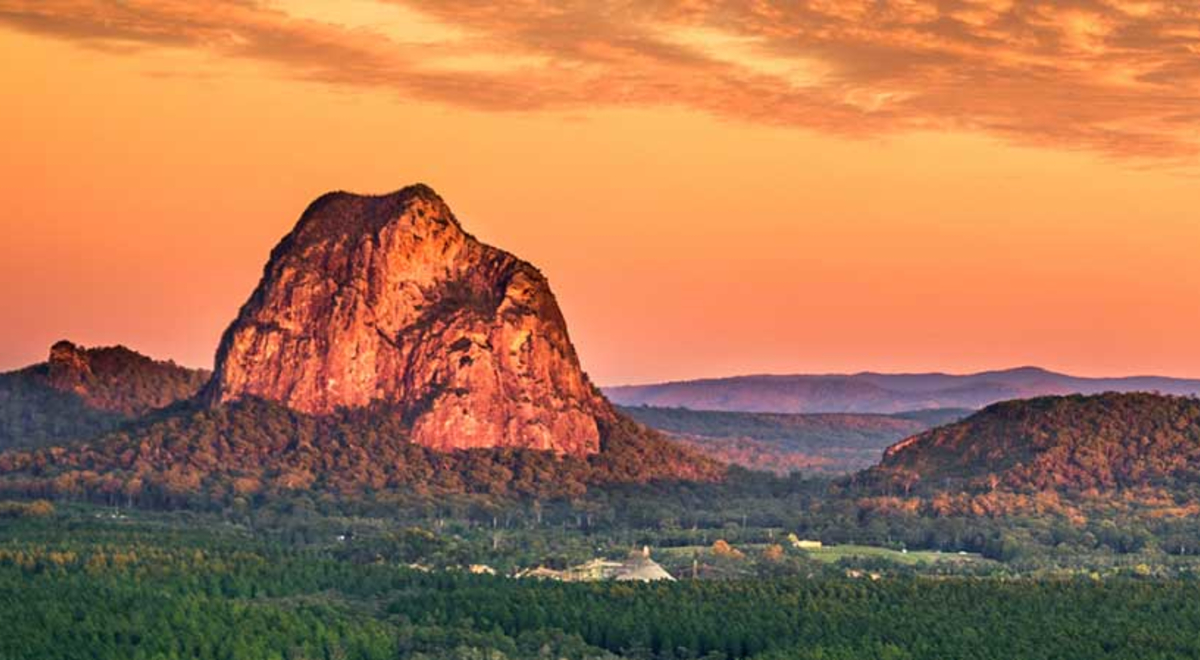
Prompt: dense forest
<box><xmin>5</xmin><ymin>506</ymin><xmax>1200</xmax><ymax>660</ymax></box>
<box><xmin>0</xmin><ymin>369</ymin><xmax>126</xmax><ymax>449</ymax></box>
<box><xmin>0</xmin><ymin>398</ymin><xmax>722</xmax><ymax>507</ymax></box>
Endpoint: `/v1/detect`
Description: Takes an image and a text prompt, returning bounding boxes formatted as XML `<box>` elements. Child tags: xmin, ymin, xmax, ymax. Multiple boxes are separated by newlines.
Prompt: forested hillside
<box><xmin>0</xmin><ymin>371</ymin><xmax>125</xmax><ymax>450</ymax></box>
<box><xmin>871</xmin><ymin>393</ymin><xmax>1200</xmax><ymax>495</ymax></box>
<box><xmin>0</xmin><ymin>341</ymin><xmax>209</xmax><ymax>450</ymax></box>
<box><xmin>0</xmin><ymin>399</ymin><xmax>722</xmax><ymax>507</ymax></box>
<box><xmin>38</xmin><ymin>341</ymin><xmax>210</xmax><ymax>416</ymax></box>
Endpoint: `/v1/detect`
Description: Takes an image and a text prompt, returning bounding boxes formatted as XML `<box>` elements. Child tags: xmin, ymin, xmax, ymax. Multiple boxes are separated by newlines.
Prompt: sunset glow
<box><xmin>3</xmin><ymin>0</ymin><xmax>1199</xmax><ymax>384</ymax></box>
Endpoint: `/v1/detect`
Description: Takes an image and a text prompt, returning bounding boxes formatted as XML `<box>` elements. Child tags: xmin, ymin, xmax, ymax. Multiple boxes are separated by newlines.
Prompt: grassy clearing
<box><xmin>657</xmin><ymin>542</ymin><xmax>988</xmax><ymax>567</ymax></box>
<box><xmin>804</xmin><ymin>544</ymin><xmax>986</xmax><ymax>565</ymax></box>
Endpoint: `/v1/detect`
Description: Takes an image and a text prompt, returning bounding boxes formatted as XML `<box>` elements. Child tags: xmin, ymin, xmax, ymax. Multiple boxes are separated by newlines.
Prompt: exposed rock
<box><xmin>206</xmin><ymin>184</ymin><xmax>614</xmax><ymax>455</ymax></box>
<box><xmin>45</xmin><ymin>340</ymin><xmax>93</xmax><ymax>398</ymax></box>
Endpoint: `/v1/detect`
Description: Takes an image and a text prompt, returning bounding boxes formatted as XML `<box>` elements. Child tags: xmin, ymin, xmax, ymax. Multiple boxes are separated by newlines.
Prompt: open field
<box><xmin>657</xmin><ymin>541</ymin><xmax>988</xmax><ymax>567</ymax></box>
<box><xmin>802</xmin><ymin>544</ymin><xmax>988</xmax><ymax>566</ymax></box>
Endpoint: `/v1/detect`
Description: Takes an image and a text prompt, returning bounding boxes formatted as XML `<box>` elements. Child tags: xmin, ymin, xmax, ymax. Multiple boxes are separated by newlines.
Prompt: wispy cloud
<box><xmin>3</xmin><ymin>0</ymin><xmax>1199</xmax><ymax>159</ymax></box>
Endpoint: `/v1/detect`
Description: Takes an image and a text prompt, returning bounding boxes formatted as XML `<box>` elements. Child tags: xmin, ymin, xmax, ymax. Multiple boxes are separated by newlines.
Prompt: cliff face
<box><xmin>206</xmin><ymin>184</ymin><xmax>614</xmax><ymax>456</ymax></box>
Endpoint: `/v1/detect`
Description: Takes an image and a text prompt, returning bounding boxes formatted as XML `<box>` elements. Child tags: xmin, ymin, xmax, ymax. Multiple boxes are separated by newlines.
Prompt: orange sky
<box><xmin>2</xmin><ymin>1</ymin><xmax>1200</xmax><ymax>385</ymax></box>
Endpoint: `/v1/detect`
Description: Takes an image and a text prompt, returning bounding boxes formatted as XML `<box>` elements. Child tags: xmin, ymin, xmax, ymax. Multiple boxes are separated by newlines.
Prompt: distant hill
<box><xmin>0</xmin><ymin>341</ymin><xmax>209</xmax><ymax>450</ymax></box>
<box><xmin>605</xmin><ymin>367</ymin><xmax>1200</xmax><ymax>414</ymax></box>
<box><xmin>864</xmin><ymin>392</ymin><xmax>1200</xmax><ymax>496</ymax></box>
<box><xmin>620</xmin><ymin>406</ymin><xmax>968</xmax><ymax>474</ymax></box>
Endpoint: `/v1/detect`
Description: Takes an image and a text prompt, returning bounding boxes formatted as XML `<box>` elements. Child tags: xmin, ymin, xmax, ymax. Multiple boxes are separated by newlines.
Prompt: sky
<box><xmin>2</xmin><ymin>0</ymin><xmax>1199</xmax><ymax>385</ymax></box>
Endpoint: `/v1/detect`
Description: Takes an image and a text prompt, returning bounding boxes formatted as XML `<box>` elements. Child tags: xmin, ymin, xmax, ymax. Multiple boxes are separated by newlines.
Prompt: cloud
<box><xmin>2</xmin><ymin>0</ymin><xmax>1198</xmax><ymax>159</ymax></box>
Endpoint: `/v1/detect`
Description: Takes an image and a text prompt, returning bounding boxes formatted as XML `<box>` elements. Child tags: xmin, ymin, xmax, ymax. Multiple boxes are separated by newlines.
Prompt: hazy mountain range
<box><xmin>605</xmin><ymin>367</ymin><xmax>1200</xmax><ymax>414</ymax></box>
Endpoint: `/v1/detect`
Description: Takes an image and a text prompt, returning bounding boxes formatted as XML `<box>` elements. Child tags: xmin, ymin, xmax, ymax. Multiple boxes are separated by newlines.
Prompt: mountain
<box><xmin>206</xmin><ymin>184</ymin><xmax>612</xmax><ymax>456</ymax></box>
<box><xmin>0</xmin><ymin>185</ymin><xmax>720</xmax><ymax>504</ymax></box>
<box><xmin>619</xmin><ymin>405</ymin><xmax>968</xmax><ymax>474</ymax></box>
<box><xmin>864</xmin><ymin>392</ymin><xmax>1200</xmax><ymax>495</ymax></box>
<box><xmin>0</xmin><ymin>341</ymin><xmax>209</xmax><ymax>449</ymax></box>
<box><xmin>605</xmin><ymin>367</ymin><xmax>1200</xmax><ymax>414</ymax></box>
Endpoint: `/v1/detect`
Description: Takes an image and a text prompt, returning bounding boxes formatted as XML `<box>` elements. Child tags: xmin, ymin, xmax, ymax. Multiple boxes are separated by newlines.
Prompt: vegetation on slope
<box><xmin>870</xmin><ymin>393</ymin><xmax>1200</xmax><ymax>495</ymax></box>
<box><xmin>0</xmin><ymin>370</ymin><xmax>126</xmax><ymax>450</ymax></box>
<box><xmin>0</xmin><ymin>342</ymin><xmax>209</xmax><ymax>450</ymax></box>
<box><xmin>39</xmin><ymin>341</ymin><xmax>210</xmax><ymax>416</ymax></box>
<box><xmin>0</xmin><ymin>399</ymin><xmax>722</xmax><ymax>507</ymax></box>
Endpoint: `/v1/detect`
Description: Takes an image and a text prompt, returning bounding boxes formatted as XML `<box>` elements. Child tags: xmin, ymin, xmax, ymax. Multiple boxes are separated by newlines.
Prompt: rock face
<box><xmin>206</xmin><ymin>184</ymin><xmax>614</xmax><ymax>456</ymax></box>
<box><xmin>45</xmin><ymin>340</ymin><xmax>94</xmax><ymax>397</ymax></box>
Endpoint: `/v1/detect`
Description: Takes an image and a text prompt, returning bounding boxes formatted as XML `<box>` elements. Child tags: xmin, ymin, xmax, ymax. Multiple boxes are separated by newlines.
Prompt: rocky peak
<box><xmin>46</xmin><ymin>340</ymin><xmax>93</xmax><ymax>395</ymax></box>
<box><xmin>206</xmin><ymin>184</ymin><xmax>614</xmax><ymax>456</ymax></box>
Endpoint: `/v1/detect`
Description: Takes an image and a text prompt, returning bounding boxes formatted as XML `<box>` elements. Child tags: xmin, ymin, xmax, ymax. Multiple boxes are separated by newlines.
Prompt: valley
<box><xmin>619</xmin><ymin>405</ymin><xmax>968</xmax><ymax>474</ymax></box>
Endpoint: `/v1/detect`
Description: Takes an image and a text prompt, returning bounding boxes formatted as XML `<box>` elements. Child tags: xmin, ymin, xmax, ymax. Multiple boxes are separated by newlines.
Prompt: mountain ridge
<box><xmin>605</xmin><ymin>367</ymin><xmax>1200</xmax><ymax>414</ymax></box>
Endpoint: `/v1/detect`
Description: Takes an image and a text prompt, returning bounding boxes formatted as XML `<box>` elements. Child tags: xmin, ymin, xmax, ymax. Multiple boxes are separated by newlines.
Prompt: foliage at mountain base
<box><xmin>0</xmin><ymin>399</ymin><xmax>723</xmax><ymax>507</ymax></box>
